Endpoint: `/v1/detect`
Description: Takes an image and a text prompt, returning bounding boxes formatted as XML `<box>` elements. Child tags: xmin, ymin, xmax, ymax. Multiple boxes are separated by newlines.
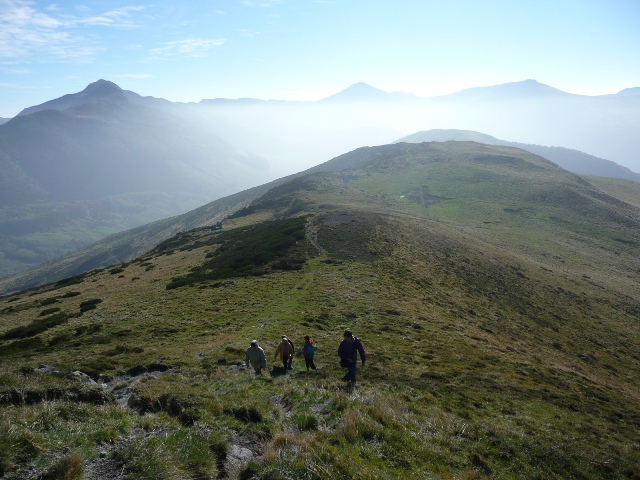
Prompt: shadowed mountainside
<box><xmin>2</xmin><ymin>80</ymin><xmax>268</xmax><ymax>204</ymax></box>
<box><xmin>0</xmin><ymin>80</ymin><xmax>271</xmax><ymax>281</ymax></box>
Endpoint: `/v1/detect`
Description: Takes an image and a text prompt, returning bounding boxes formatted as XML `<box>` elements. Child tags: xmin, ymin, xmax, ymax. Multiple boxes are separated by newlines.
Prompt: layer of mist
<box><xmin>191</xmin><ymin>79</ymin><xmax>640</xmax><ymax>175</ymax></box>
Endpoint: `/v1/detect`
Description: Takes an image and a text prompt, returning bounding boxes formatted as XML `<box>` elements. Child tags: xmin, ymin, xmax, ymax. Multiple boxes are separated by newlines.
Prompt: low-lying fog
<box><xmin>188</xmin><ymin>91</ymin><xmax>640</xmax><ymax>179</ymax></box>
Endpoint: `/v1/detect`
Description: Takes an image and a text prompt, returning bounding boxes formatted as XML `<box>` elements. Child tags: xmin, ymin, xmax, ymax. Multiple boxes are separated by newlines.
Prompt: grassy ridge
<box><xmin>0</xmin><ymin>142</ymin><xmax>639</xmax><ymax>479</ymax></box>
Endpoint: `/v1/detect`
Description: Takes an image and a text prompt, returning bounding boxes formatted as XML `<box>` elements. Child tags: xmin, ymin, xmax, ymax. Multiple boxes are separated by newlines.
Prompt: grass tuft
<box><xmin>38</xmin><ymin>452</ymin><xmax>84</xmax><ymax>480</ymax></box>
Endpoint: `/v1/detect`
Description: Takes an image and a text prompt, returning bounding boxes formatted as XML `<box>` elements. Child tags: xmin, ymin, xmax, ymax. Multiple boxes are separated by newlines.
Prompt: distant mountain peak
<box><xmin>514</xmin><ymin>79</ymin><xmax>567</xmax><ymax>94</ymax></box>
<box><xmin>18</xmin><ymin>79</ymin><xmax>136</xmax><ymax>116</ymax></box>
<box><xmin>320</xmin><ymin>82</ymin><xmax>417</xmax><ymax>103</ymax></box>
<box><xmin>81</xmin><ymin>79</ymin><xmax>123</xmax><ymax>96</ymax></box>
<box><xmin>438</xmin><ymin>79</ymin><xmax>570</xmax><ymax>101</ymax></box>
<box><xmin>616</xmin><ymin>87</ymin><xmax>640</xmax><ymax>96</ymax></box>
<box><xmin>344</xmin><ymin>82</ymin><xmax>380</xmax><ymax>92</ymax></box>
<box><xmin>324</xmin><ymin>82</ymin><xmax>387</xmax><ymax>100</ymax></box>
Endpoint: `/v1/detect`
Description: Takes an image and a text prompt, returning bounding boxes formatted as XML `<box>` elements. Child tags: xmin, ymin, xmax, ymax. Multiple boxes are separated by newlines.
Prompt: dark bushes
<box><xmin>167</xmin><ymin>217</ymin><xmax>308</xmax><ymax>289</ymax></box>
<box><xmin>1</xmin><ymin>312</ymin><xmax>70</xmax><ymax>341</ymax></box>
<box><xmin>79</xmin><ymin>299</ymin><xmax>102</xmax><ymax>312</ymax></box>
<box><xmin>224</xmin><ymin>406</ymin><xmax>263</xmax><ymax>423</ymax></box>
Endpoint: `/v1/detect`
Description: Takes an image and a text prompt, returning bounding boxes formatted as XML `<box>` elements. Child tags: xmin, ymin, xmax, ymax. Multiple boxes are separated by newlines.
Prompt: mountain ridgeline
<box><xmin>2</xmin><ymin>80</ymin><xmax>268</xmax><ymax>204</ymax></box>
<box><xmin>2</xmin><ymin>140</ymin><xmax>640</xmax><ymax>296</ymax></box>
<box><xmin>396</xmin><ymin>129</ymin><xmax>640</xmax><ymax>182</ymax></box>
<box><xmin>2</xmin><ymin>79</ymin><xmax>640</xmax><ymax>284</ymax></box>
<box><xmin>1</xmin><ymin>141</ymin><xmax>639</xmax><ymax>478</ymax></box>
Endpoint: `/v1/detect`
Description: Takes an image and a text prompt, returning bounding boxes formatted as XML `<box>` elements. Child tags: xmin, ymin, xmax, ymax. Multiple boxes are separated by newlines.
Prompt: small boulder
<box><xmin>71</xmin><ymin>371</ymin><xmax>98</xmax><ymax>386</ymax></box>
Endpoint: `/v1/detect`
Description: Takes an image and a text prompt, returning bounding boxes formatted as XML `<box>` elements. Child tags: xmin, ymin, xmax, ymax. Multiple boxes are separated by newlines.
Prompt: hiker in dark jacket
<box><xmin>338</xmin><ymin>329</ymin><xmax>366</xmax><ymax>384</ymax></box>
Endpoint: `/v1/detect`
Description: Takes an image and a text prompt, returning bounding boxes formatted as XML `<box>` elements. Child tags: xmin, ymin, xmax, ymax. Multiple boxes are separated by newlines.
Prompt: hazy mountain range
<box><xmin>0</xmin><ymin>80</ymin><xmax>270</xmax><ymax>280</ymax></box>
<box><xmin>192</xmin><ymin>79</ymin><xmax>640</xmax><ymax>175</ymax></box>
<box><xmin>3</xmin><ymin>80</ymin><xmax>268</xmax><ymax>204</ymax></box>
<box><xmin>2</xmin><ymin>141</ymin><xmax>639</xmax><ymax>478</ymax></box>
<box><xmin>1</xmin><ymin>78</ymin><xmax>639</xmax><ymax>286</ymax></box>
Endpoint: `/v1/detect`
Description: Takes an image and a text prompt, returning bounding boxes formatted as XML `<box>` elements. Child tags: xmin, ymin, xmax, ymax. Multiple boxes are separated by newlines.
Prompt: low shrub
<box><xmin>60</xmin><ymin>291</ymin><xmax>81</xmax><ymax>298</ymax></box>
<box><xmin>39</xmin><ymin>452</ymin><xmax>84</xmax><ymax>480</ymax></box>
<box><xmin>113</xmin><ymin>429</ymin><xmax>219</xmax><ymax>479</ymax></box>
<box><xmin>79</xmin><ymin>299</ymin><xmax>102</xmax><ymax>312</ymax></box>
<box><xmin>166</xmin><ymin>217</ymin><xmax>309</xmax><ymax>289</ymax></box>
<box><xmin>1</xmin><ymin>312</ymin><xmax>70</xmax><ymax>341</ymax></box>
<box><xmin>291</xmin><ymin>412</ymin><xmax>319</xmax><ymax>431</ymax></box>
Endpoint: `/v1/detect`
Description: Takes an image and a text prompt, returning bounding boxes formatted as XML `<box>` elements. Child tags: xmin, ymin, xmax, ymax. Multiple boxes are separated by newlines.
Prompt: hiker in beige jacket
<box><xmin>245</xmin><ymin>340</ymin><xmax>267</xmax><ymax>374</ymax></box>
<box><xmin>274</xmin><ymin>335</ymin><xmax>295</xmax><ymax>370</ymax></box>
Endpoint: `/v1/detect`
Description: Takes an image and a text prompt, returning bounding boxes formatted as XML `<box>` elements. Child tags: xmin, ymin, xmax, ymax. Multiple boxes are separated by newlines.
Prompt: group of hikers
<box><xmin>245</xmin><ymin>329</ymin><xmax>366</xmax><ymax>384</ymax></box>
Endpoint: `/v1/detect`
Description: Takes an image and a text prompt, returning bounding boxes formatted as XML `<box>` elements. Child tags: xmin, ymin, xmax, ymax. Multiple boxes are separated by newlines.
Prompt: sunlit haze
<box><xmin>1</xmin><ymin>0</ymin><xmax>639</xmax><ymax>117</ymax></box>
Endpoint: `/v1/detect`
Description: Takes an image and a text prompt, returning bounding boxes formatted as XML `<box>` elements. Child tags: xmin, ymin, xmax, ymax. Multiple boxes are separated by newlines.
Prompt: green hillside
<box><xmin>1</xmin><ymin>142</ymin><xmax>639</xmax><ymax>479</ymax></box>
<box><xmin>395</xmin><ymin>129</ymin><xmax>640</xmax><ymax>182</ymax></box>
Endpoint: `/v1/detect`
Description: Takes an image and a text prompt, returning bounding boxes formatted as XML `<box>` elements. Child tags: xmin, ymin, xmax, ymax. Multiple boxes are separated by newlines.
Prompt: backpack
<box><xmin>281</xmin><ymin>340</ymin><xmax>291</xmax><ymax>357</ymax></box>
<box><xmin>302</xmin><ymin>340</ymin><xmax>314</xmax><ymax>358</ymax></box>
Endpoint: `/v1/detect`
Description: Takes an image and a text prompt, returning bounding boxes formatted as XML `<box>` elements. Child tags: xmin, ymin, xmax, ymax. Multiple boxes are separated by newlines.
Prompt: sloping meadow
<box><xmin>1</xmin><ymin>142</ymin><xmax>639</xmax><ymax>479</ymax></box>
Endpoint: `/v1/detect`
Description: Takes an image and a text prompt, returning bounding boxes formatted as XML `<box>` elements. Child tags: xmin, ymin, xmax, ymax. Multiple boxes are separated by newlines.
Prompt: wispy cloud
<box><xmin>3</xmin><ymin>67</ymin><xmax>32</xmax><ymax>74</ymax></box>
<box><xmin>76</xmin><ymin>6</ymin><xmax>145</xmax><ymax>27</ymax></box>
<box><xmin>148</xmin><ymin>38</ymin><xmax>226</xmax><ymax>60</ymax></box>
<box><xmin>114</xmin><ymin>73</ymin><xmax>154</xmax><ymax>79</ymax></box>
<box><xmin>234</xmin><ymin>29</ymin><xmax>262</xmax><ymax>37</ymax></box>
<box><xmin>0</xmin><ymin>80</ymin><xmax>41</xmax><ymax>89</ymax></box>
<box><xmin>0</xmin><ymin>1</ymin><xmax>144</xmax><ymax>61</ymax></box>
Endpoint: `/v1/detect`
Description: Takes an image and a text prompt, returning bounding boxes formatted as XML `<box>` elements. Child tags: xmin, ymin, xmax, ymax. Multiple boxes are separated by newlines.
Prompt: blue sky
<box><xmin>1</xmin><ymin>0</ymin><xmax>639</xmax><ymax>117</ymax></box>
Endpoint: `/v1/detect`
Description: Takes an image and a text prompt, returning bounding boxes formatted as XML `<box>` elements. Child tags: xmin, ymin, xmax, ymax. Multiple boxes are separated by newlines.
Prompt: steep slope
<box><xmin>396</xmin><ymin>129</ymin><xmax>640</xmax><ymax>182</ymax></box>
<box><xmin>1</xmin><ymin>142</ymin><xmax>638</xmax><ymax>479</ymax></box>
<box><xmin>0</xmin><ymin>184</ymin><xmax>278</xmax><ymax>294</ymax></box>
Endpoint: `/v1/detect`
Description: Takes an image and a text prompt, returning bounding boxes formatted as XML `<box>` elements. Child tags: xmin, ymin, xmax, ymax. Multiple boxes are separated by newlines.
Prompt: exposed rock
<box><xmin>34</xmin><ymin>364</ymin><xmax>60</xmax><ymax>375</ymax></box>
<box><xmin>71</xmin><ymin>371</ymin><xmax>98</xmax><ymax>386</ymax></box>
<box><xmin>228</xmin><ymin>444</ymin><xmax>254</xmax><ymax>463</ymax></box>
<box><xmin>223</xmin><ymin>444</ymin><xmax>256</xmax><ymax>479</ymax></box>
